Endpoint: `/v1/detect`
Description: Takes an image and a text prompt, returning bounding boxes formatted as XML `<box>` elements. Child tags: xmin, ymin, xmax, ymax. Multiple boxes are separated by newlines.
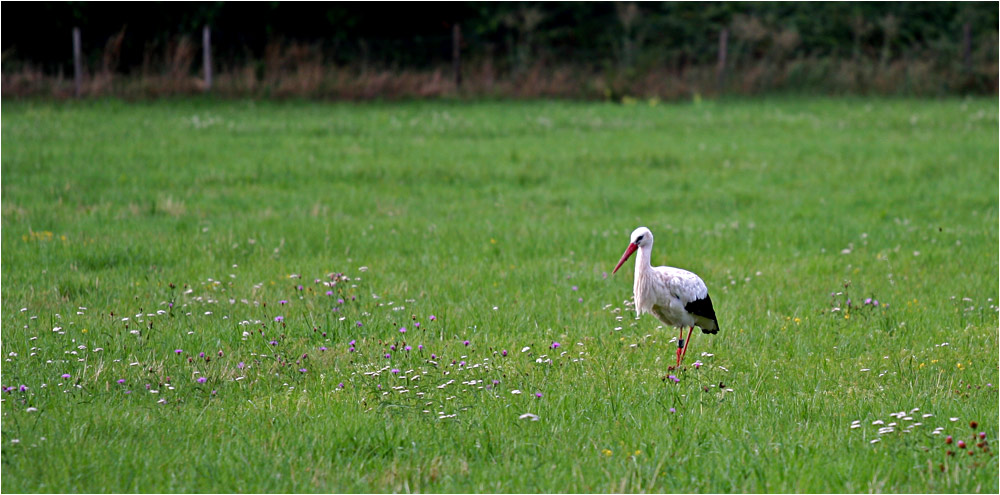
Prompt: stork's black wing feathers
<box><xmin>684</xmin><ymin>293</ymin><xmax>719</xmax><ymax>334</ymax></box>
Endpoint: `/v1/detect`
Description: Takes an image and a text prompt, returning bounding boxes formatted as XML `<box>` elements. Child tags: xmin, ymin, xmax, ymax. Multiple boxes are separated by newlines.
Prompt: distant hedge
<box><xmin>2</xmin><ymin>2</ymin><xmax>996</xmax><ymax>98</ymax></box>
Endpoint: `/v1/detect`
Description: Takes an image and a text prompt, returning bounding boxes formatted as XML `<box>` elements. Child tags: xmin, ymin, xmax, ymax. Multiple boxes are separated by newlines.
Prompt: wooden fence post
<box><xmin>452</xmin><ymin>23</ymin><xmax>462</xmax><ymax>89</ymax></box>
<box><xmin>203</xmin><ymin>25</ymin><xmax>213</xmax><ymax>92</ymax></box>
<box><xmin>73</xmin><ymin>27</ymin><xmax>83</xmax><ymax>97</ymax></box>
<box><xmin>716</xmin><ymin>28</ymin><xmax>728</xmax><ymax>91</ymax></box>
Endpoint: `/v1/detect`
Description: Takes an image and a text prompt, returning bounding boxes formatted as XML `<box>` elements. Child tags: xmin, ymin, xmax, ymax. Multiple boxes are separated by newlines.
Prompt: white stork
<box><xmin>612</xmin><ymin>227</ymin><xmax>719</xmax><ymax>367</ymax></box>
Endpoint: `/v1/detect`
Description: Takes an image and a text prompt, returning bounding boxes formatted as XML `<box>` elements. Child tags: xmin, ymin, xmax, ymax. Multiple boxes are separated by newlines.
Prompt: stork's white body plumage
<box><xmin>613</xmin><ymin>227</ymin><xmax>719</xmax><ymax>366</ymax></box>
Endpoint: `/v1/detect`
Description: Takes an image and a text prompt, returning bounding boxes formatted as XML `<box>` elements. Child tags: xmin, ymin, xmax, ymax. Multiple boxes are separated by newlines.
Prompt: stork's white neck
<box><xmin>632</xmin><ymin>243</ymin><xmax>655</xmax><ymax>316</ymax></box>
<box><xmin>634</xmin><ymin>244</ymin><xmax>653</xmax><ymax>278</ymax></box>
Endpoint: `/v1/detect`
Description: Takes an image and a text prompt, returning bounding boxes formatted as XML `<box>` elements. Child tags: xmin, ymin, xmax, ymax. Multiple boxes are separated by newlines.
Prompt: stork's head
<box><xmin>612</xmin><ymin>227</ymin><xmax>653</xmax><ymax>274</ymax></box>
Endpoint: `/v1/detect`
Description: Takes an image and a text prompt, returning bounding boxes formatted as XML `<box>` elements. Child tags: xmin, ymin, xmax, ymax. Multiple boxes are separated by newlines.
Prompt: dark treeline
<box><xmin>2</xmin><ymin>2</ymin><xmax>997</xmax><ymax>99</ymax></box>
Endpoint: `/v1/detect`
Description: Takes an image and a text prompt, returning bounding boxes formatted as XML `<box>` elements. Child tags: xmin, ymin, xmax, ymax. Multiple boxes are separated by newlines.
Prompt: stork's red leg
<box><xmin>676</xmin><ymin>327</ymin><xmax>684</xmax><ymax>366</ymax></box>
<box><xmin>680</xmin><ymin>326</ymin><xmax>694</xmax><ymax>365</ymax></box>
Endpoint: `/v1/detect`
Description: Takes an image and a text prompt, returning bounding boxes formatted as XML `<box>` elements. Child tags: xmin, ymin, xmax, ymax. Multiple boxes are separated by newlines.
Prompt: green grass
<box><xmin>2</xmin><ymin>96</ymin><xmax>997</xmax><ymax>493</ymax></box>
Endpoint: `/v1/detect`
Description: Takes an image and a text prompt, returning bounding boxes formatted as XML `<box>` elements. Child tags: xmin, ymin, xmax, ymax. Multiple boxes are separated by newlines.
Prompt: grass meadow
<box><xmin>1</xmin><ymin>96</ymin><xmax>997</xmax><ymax>493</ymax></box>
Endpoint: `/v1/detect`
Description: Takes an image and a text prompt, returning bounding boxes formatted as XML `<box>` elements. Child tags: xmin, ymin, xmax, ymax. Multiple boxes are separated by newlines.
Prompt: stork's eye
<box><xmin>635</xmin><ymin>235</ymin><xmax>644</xmax><ymax>242</ymax></box>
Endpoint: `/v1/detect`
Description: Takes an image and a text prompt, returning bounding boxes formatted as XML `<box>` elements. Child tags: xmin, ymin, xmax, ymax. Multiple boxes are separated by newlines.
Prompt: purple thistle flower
<box><xmin>391</xmin><ymin>368</ymin><xmax>400</xmax><ymax>374</ymax></box>
<box><xmin>404</xmin><ymin>345</ymin><xmax>412</xmax><ymax>351</ymax></box>
<box><xmin>274</xmin><ymin>316</ymin><xmax>284</xmax><ymax>322</ymax></box>
<box><xmin>872</xmin><ymin>299</ymin><xmax>879</xmax><ymax>306</ymax></box>
<box><xmin>211</xmin><ymin>390</ymin><xmax>217</xmax><ymax>395</ymax></box>
<box><xmin>319</xmin><ymin>346</ymin><xmax>328</xmax><ymax>352</ymax></box>
<box><xmin>502</xmin><ymin>349</ymin><xmax>508</xmax><ymax>356</ymax></box>
<box><xmin>175</xmin><ymin>349</ymin><xmax>183</xmax><ymax>354</ymax></box>
<box><xmin>61</xmin><ymin>374</ymin><xmax>71</xmax><ymax>379</ymax></box>
<box><xmin>571</xmin><ymin>285</ymin><xmax>578</xmax><ymax>291</ymax></box>
<box><xmin>197</xmin><ymin>377</ymin><xmax>207</xmax><ymax>383</ymax></box>
<box><xmin>864</xmin><ymin>298</ymin><xmax>873</xmax><ymax>305</ymax></box>
<box><xmin>463</xmin><ymin>340</ymin><xmax>470</xmax><ymax>346</ymax></box>
<box><xmin>385</xmin><ymin>353</ymin><xmax>391</xmax><ymax>359</ymax></box>
<box><xmin>296</xmin><ymin>285</ymin><xmax>303</xmax><ymax>291</ymax></box>
<box><xmin>338</xmin><ymin>382</ymin><xmax>344</xmax><ymax>389</ymax></box>
<box><xmin>218</xmin><ymin>350</ymin><xmax>224</xmax><ymax>357</ymax></box>
<box><xmin>535</xmin><ymin>392</ymin><xmax>543</xmax><ymax>398</ymax></box>
<box><xmin>269</xmin><ymin>340</ymin><xmax>278</xmax><ymax>346</ymax></box>
<box><xmin>198</xmin><ymin>352</ymin><xmax>205</xmax><ymax>358</ymax></box>
<box><xmin>399</xmin><ymin>327</ymin><xmax>407</xmax><ymax>334</ymax></box>
<box><xmin>356</xmin><ymin>321</ymin><xmax>362</xmax><ymax>327</ymax></box>
<box><xmin>429</xmin><ymin>315</ymin><xmax>436</xmax><ymax>321</ymax></box>
<box><xmin>124</xmin><ymin>390</ymin><xmax>132</xmax><ymax>394</ymax></box>
<box><xmin>693</xmin><ymin>361</ymin><xmax>703</xmax><ymax>369</ymax></box>
<box><xmin>349</xmin><ymin>347</ymin><xmax>355</xmax><ymax>353</ymax></box>
<box><xmin>326</xmin><ymin>291</ymin><xmax>334</xmax><ymax>296</ymax></box>
<box><xmin>237</xmin><ymin>362</ymin><xmax>245</xmax><ymax>369</ymax></box>
<box><xmin>349</xmin><ymin>339</ymin><xmax>356</xmax><ymax>346</ymax></box>
<box><xmin>669</xmin><ymin>407</ymin><xmax>676</xmax><ymax>413</ymax></box>
<box><xmin>668</xmin><ymin>375</ymin><xmax>680</xmax><ymax>383</ymax></box>
<box><xmin>459</xmin><ymin>360</ymin><xmax>466</xmax><ymax>367</ymax></box>
<box><xmin>390</xmin><ymin>345</ymin><xmax>396</xmax><ymax>351</ymax></box>
<box><xmin>299</xmin><ymin>368</ymin><xmax>307</xmax><ymax>373</ymax></box>
<box><xmin>337</xmin><ymin>298</ymin><xmax>344</xmax><ymax>304</ymax></box>
<box><xmin>418</xmin><ymin>344</ymin><xmax>424</xmax><ymax>350</ymax></box>
<box><xmin>551</xmin><ymin>342</ymin><xmax>561</xmax><ymax>349</ymax></box>
<box><xmin>578</xmin><ymin>298</ymin><xmax>583</xmax><ymax>303</ymax></box>
<box><xmin>279</xmin><ymin>300</ymin><xmax>288</xmax><ymax>305</ymax></box>
<box><xmin>493</xmin><ymin>380</ymin><xmax>500</xmax><ymax>385</ymax></box>
<box><xmin>414</xmin><ymin>322</ymin><xmax>420</xmax><ymax>328</ymax></box>
<box><xmin>431</xmin><ymin>353</ymin><xmax>437</xmax><ymax>359</ymax></box>
<box><xmin>117</xmin><ymin>379</ymin><xmax>126</xmax><ymax>385</ymax></box>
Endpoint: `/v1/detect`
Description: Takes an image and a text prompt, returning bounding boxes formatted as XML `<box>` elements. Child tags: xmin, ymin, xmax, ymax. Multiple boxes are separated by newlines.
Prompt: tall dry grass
<box><xmin>2</xmin><ymin>38</ymin><xmax>996</xmax><ymax>100</ymax></box>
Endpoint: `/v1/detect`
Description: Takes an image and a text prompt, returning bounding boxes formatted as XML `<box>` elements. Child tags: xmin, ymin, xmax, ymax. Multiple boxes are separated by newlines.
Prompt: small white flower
<box><xmin>519</xmin><ymin>413</ymin><xmax>540</xmax><ymax>421</ymax></box>
<box><xmin>511</xmin><ymin>389</ymin><xmax>522</xmax><ymax>395</ymax></box>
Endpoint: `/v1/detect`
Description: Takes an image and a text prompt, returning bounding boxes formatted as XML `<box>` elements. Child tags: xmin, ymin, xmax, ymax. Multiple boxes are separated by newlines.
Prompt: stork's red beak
<box><xmin>612</xmin><ymin>243</ymin><xmax>638</xmax><ymax>274</ymax></box>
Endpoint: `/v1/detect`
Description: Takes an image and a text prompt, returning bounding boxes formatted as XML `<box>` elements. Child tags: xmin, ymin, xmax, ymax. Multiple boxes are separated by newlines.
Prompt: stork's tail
<box><xmin>684</xmin><ymin>293</ymin><xmax>720</xmax><ymax>334</ymax></box>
